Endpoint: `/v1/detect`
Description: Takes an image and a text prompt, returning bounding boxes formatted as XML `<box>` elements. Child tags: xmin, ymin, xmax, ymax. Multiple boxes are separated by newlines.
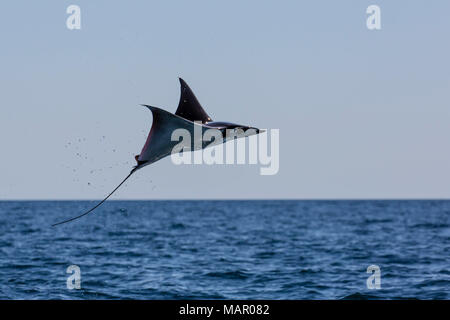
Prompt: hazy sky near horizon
<box><xmin>1</xmin><ymin>1</ymin><xmax>450</xmax><ymax>199</ymax></box>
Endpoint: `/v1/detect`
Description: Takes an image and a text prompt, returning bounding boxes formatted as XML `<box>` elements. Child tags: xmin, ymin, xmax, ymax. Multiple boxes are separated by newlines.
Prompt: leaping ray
<box><xmin>53</xmin><ymin>78</ymin><xmax>262</xmax><ymax>226</ymax></box>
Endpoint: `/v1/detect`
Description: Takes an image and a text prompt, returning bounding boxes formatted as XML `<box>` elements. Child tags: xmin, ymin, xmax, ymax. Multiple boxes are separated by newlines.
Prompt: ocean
<box><xmin>0</xmin><ymin>200</ymin><xmax>448</xmax><ymax>299</ymax></box>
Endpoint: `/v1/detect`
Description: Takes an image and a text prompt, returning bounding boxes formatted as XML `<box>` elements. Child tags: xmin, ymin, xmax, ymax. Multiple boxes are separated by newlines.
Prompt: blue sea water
<box><xmin>0</xmin><ymin>200</ymin><xmax>448</xmax><ymax>299</ymax></box>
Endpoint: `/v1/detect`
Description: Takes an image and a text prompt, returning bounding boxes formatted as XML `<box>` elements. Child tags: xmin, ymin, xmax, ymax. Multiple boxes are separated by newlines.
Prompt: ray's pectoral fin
<box><xmin>136</xmin><ymin>105</ymin><xmax>197</xmax><ymax>168</ymax></box>
<box><xmin>175</xmin><ymin>78</ymin><xmax>212</xmax><ymax>123</ymax></box>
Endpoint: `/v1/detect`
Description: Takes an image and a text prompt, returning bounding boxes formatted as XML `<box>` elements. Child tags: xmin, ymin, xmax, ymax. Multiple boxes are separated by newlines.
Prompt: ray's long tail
<box><xmin>52</xmin><ymin>169</ymin><xmax>137</xmax><ymax>226</ymax></box>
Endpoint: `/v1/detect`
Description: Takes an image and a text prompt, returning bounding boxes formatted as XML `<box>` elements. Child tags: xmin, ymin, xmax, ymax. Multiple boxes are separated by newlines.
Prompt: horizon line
<box><xmin>1</xmin><ymin>198</ymin><xmax>450</xmax><ymax>201</ymax></box>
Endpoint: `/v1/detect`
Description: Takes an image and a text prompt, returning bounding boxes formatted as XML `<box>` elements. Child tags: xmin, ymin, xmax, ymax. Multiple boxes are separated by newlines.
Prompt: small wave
<box><xmin>298</xmin><ymin>268</ymin><xmax>323</xmax><ymax>274</ymax></box>
<box><xmin>253</xmin><ymin>251</ymin><xmax>276</xmax><ymax>259</ymax></box>
<box><xmin>411</xmin><ymin>222</ymin><xmax>449</xmax><ymax>229</ymax></box>
<box><xmin>282</xmin><ymin>281</ymin><xmax>317</xmax><ymax>289</ymax></box>
<box><xmin>205</xmin><ymin>270</ymin><xmax>250</xmax><ymax>280</ymax></box>
<box><xmin>363</xmin><ymin>218</ymin><xmax>394</xmax><ymax>224</ymax></box>
<box><xmin>415</xmin><ymin>279</ymin><xmax>450</xmax><ymax>288</ymax></box>
<box><xmin>340</xmin><ymin>292</ymin><xmax>383</xmax><ymax>300</ymax></box>
<box><xmin>170</xmin><ymin>223</ymin><xmax>186</xmax><ymax>229</ymax></box>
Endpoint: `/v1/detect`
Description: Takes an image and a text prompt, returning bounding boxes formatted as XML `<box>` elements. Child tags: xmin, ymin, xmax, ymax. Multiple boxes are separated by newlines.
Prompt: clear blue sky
<box><xmin>1</xmin><ymin>1</ymin><xmax>449</xmax><ymax>199</ymax></box>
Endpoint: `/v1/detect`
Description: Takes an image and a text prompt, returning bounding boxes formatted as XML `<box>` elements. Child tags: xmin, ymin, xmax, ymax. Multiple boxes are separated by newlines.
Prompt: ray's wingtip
<box><xmin>140</xmin><ymin>104</ymin><xmax>155</xmax><ymax>111</ymax></box>
<box><xmin>179</xmin><ymin>77</ymin><xmax>187</xmax><ymax>86</ymax></box>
